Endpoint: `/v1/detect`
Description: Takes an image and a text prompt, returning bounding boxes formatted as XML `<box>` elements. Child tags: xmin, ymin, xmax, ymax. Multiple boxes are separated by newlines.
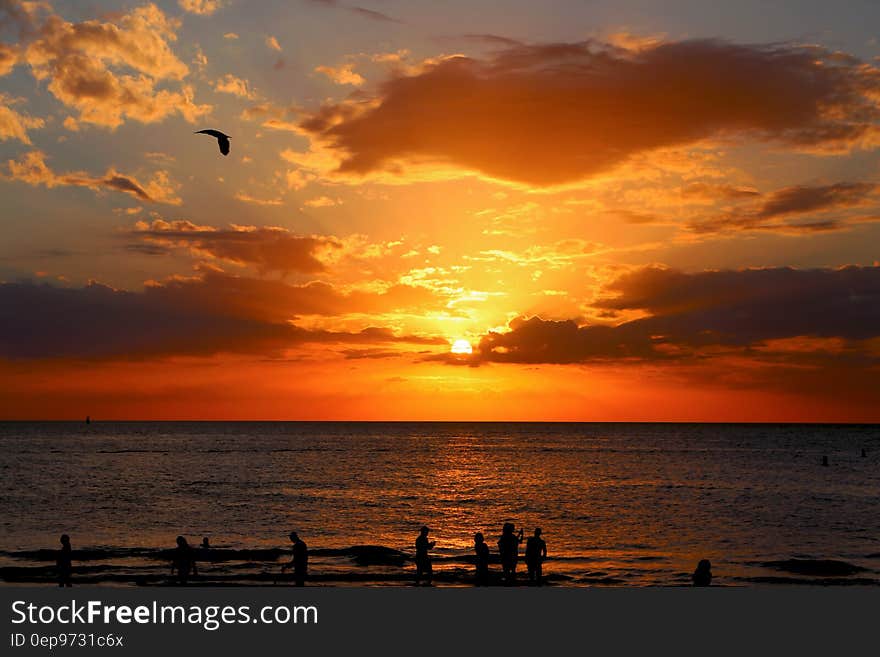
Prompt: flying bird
<box><xmin>194</xmin><ymin>129</ymin><xmax>230</xmax><ymax>156</ymax></box>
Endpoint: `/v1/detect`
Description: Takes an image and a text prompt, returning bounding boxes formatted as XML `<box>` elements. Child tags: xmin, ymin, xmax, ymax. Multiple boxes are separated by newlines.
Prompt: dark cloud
<box><xmin>755</xmin><ymin>182</ymin><xmax>877</xmax><ymax>219</ymax></box>
<box><xmin>341</xmin><ymin>348</ymin><xmax>403</xmax><ymax>359</ymax></box>
<box><xmin>134</xmin><ymin>269</ymin><xmax>440</xmax><ymax>319</ymax></box>
<box><xmin>100</xmin><ymin>175</ymin><xmax>151</xmax><ymax>201</ymax></box>
<box><xmin>300</xmin><ymin>39</ymin><xmax>880</xmax><ymax>186</ymax></box>
<box><xmin>438</xmin><ymin>266</ymin><xmax>880</xmax><ymax>366</ymax></box>
<box><xmin>128</xmin><ymin>220</ymin><xmax>337</xmax><ymax>274</ymax></box>
<box><xmin>306</xmin><ymin>0</ymin><xmax>400</xmax><ymax>24</ymax></box>
<box><xmin>679</xmin><ymin>182</ymin><xmax>760</xmax><ymax>201</ymax></box>
<box><xmin>0</xmin><ymin>274</ymin><xmax>444</xmax><ymax>360</ymax></box>
<box><xmin>34</xmin><ymin>248</ymin><xmax>78</xmax><ymax>258</ymax></box>
<box><xmin>691</xmin><ymin>182</ymin><xmax>879</xmax><ymax>233</ymax></box>
<box><xmin>123</xmin><ymin>243</ymin><xmax>172</xmax><ymax>256</ymax></box>
<box><xmin>348</xmin><ymin>6</ymin><xmax>399</xmax><ymax>23</ymax></box>
<box><xmin>458</xmin><ymin>34</ymin><xmax>524</xmax><ymax>47</ymax></box>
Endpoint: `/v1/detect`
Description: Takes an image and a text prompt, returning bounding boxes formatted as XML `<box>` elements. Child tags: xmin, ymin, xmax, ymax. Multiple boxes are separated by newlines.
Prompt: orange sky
<box><xmin>1</xmin><ymin>0</ymin><xmax>879</xmax><ymax>420</ymax></box>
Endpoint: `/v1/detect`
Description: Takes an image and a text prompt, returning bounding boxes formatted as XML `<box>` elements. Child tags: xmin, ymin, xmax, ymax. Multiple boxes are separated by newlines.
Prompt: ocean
<box><xmin>1</xmin><ymin>422</ymin><xmax>878</xmax><ymax>586</ymax></box>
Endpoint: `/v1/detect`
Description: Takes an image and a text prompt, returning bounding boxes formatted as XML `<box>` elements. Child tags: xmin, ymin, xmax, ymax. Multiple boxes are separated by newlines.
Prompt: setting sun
<box><xmin>451</xmin><ymin>339</ymin><xmax>473</xmax><ymax>355</ymax></box>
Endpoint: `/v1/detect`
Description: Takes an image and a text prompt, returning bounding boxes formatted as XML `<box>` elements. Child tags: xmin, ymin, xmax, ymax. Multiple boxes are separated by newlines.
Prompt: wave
<box><xmin>1</xmin><ymin>545</ymin><xmax>413</xmax><ymax>565</ymax></box>
<box><xmin>757</xmin><ymin>559</ymin><xmax>869</xmax><ymax>577</ymax></box>
<box><xmin>736</xmin><ymin>576</ymin><xmax>879</xmax><ymax>586</ymax></box>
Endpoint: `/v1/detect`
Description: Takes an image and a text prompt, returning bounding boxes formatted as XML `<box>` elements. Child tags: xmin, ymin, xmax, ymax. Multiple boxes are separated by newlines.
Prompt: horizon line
<box><xmin>1</xmin><ymin>419</ymin><xmax>878</xmax><ymax>425</ymax></box>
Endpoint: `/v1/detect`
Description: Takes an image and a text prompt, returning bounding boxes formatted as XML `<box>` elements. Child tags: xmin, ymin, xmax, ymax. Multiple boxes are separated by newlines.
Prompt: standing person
<box><xmin>170</xmin><ymin>536</ymin><xmax>198</xmax><ymax>585</ymax></box>
<box><xmin>497</xmin><ymin>523</ymin><xmax>523</xmax><ymax>585</ymax></box>
<box><xmin>525</xmin><ymin>528</ymin><xmax>547</xmax><ymax>585</ymax></box>
<box><xmin>198</xmin><ymin>537</ymin><xmax>212</xmax><ymax>569</ymax></box>
<box><xmin>414</xmin><ymin>526</ymin><xmax>435</xmax><ymax>586</ymax></box>
<box><xmin>281</xmin><ymin>531</ymin><xmax>308</xmax><ymax>587</ymax></box>
<box><xmin>57</xmin><ymin>534</ymin><xmax>72</xmax><ymax>588</ymax></box>
<box><xmin>473</xmin><ymin>532</ymin><xmax>490</xmax><ymax>586</ymax></box>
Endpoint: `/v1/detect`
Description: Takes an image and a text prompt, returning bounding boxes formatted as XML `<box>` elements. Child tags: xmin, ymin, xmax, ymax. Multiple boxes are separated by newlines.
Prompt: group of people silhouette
<box><xmin>414</xmin><ymin>523</ymin><xmax>547</xmax><ymax>586</ymax></box>
<box><xmin>53</xmin><ymin>529</ymin><xmax>713</xmax><ymax>587</ymax></box>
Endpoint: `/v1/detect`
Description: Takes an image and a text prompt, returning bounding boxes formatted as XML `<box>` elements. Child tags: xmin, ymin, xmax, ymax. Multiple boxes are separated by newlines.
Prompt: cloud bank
<box><xmin>300</xmin><ymin>39</ymin><xmax>880</xmax><ymax>185</ymax></box>
<box><xmin>445</xmin><ymin>265</ymin><xmax>880</xmax><ymax>364</ymax></box>
<box><xmin>0</xmin><ymin>271</ymin><xmax>444</xmax><ymax>359</ymax></box>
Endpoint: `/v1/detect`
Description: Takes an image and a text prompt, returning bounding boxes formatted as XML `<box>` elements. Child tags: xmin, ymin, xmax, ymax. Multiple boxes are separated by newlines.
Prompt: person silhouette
<box><xmin>473</xmin><ymin>532</ymin><xmax>490</xmax><ymax>586</ymax></box>
<box><xmin>497</xmin><ymin>522</ymin><xmax>523</xmax><ymax>585</ymax></box>
<box><xmin>692</xmin><ymin>559</ymin><xmax>712</xmax><ymax>587</ymax></box>
<box><xmin>525</xmin><ymin>528</ymin><xmax>547</xmax><ymax>585</ymax></box>
<box><xmin>198</xmin><ymin>537</ymin><xmax>211</xmax><ymax>565</ymax></box>
<box><xmin>57</xmin><ymin>534</ymin><xmax>72</xmax><ymax>587</ymax></box>
<box><xmin>414</xmin><ymin>526</ymin><xmax>435</xmax><ymax>586</ymax></box>
<box><xmin>170</xmin><ymin>536</ymin><xmax>198</xmax><ymax>585</ymax></box>
<box><xmin>281</xmin><ymin>531</ymin><xmax>308</xmax><ymax>586</ymax></box>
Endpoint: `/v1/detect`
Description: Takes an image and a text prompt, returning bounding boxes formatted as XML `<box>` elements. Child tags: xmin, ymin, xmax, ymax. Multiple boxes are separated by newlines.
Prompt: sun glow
<box><xmin>450</xmin><ymin>339</ymin><xmax>473</xmax><ymax>354</ymax></box>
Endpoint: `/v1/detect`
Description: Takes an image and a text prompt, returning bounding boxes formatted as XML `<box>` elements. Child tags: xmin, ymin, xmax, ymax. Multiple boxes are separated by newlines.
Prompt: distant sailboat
<box><xmin>86</xmin><ymin>415</ymin><xmax>91</xmax><ymax>425</ymax></box>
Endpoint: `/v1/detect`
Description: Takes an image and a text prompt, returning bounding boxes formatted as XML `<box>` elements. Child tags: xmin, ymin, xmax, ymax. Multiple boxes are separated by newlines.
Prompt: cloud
<box><xmin>306</xmin><ymin>0</ymin><xmax>400</xmax><ymax>24</ymax></box>
<box><xmin>298</xmin><ymin>39</ymin><xmax>880</xmax><ymax>186</ymax></box>
<box><xmin>441</xmin><ymin>265</ymin><xmax>880</xmax><ymax>366</ymax></box>
<box><xmin>0</xmin><ymin>94</ymin><xmax>44</xmax><ymax>143</ymax></box>
<box><xmin>679</xmin><ymin>182</ymin><xmax>760</xmax><ymax>202</ymax></box>
<box><xmin>348</xmin><ymin>6</ymin><xmax>399</xmax><ymax>23</ymax></box>
<box><xmin>753</xmin><ymin>183</ymin><xmax>877</xmax><ymax>219</ymax></box>
<box><xmin>178</xmin><ymin>0</ymin><xmax>223</xmax><ymax>15</ymax></box>
<box><xmin>342</xmin><ymin>348</ymin><xmax>403</xmax><ymax>359</ymax></box>
<box><xmin>0</xmin><ymin>42</ymin><xmax>17</xmax><ymax>75</ymax></box>
<box><xmin>214</xmin><ymin>73</ymin><xmax>257</xmax><ymax>99</ymax></box>
<box><xmin>3</xmin><ymin>150</ymin><xmax>182</xmax><ymax>204</ymax></box>
<box><xmin>233</xmin><ymin>191</ymin><xmax>284</xmax><ymax>206</ymax></box>
<box><xmin>457</xmin><ymin>34</ymin><xmax>524</xmax><ymax>48</ymax></box>
<box><xmin>124</xmin><ymin>242</ymin><xmax>171</xmax><ymax>256</ymax></box>
<box><xmin>303</xmin><ymin>195</ymin><xmax>339</xmax><ymax>208</ymax></box>
<box><xmin>691</xmin><ymin>182</ymin><xmax>879</xmax><ymax>233</ymax></box>
<box><xmin>0</xmin><ymin>0</ymin><xmax>42</xmax><ymax>38</ymax></box>
<box><xmin>315</xmin><ymin>63</ymin><xmax>364</xmax><ymax>86</ymax></box>
<box><xmin>0</xmin><ymin>273</ymin><xmax>445</xmax><ymax>360</ymax></box>
<box><xmin>240</xmin><ymin>102</ymin><xmax>302</xmax><ymax>132</ymax></box>
<box><xmin>284</xmin><ymin>168</ymin><xmax>314</xmax><ymax>190</ymax></box>
<box><xmin>265</xmin><ymin>35</ymin><xmax>281</xmax><ymax>52</ymax></box>
<box><xmin>127</xmin><ymin>219</ymin><xmax>339</xmax><ymax>274</ymax></box>
<box><xmin>16</xmin><ymin>1</ymin><xmax>212</xmax><ymax>128</ymax></box>
<box><xmin>192</xmin><ymin>45</ymin><xmax>207</xmax><ymax>72</ymax></box>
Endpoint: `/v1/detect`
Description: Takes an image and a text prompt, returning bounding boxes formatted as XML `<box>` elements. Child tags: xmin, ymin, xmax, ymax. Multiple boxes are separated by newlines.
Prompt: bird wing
<box><xmin>194</xmin><ymin>129</ymin><xmax>228</xmax><ymax>139</ymax></box>
<box><xmin>218</xmin><ymin>136</ymin><xmax>230</xmax><ymax>156</ymax></box>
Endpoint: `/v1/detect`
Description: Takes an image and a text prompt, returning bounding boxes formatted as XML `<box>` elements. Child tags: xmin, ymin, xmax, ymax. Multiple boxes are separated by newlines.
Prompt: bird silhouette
<box><xmin>194</xmin><ymin>129</ymin><xmax>230</xmax><ymax>156</ymax></box>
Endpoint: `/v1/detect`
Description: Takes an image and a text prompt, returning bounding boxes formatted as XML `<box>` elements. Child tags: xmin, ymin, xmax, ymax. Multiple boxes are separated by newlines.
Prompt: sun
<box><xmin>450</xmin><ymin>339</ymin><xmax>473</xmax><ymax>355</ymax></box>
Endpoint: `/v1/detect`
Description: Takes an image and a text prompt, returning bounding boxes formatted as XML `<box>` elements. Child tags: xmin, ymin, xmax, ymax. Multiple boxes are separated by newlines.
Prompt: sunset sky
<box><xmin>1</xmin><ymin>0</ymin><xmax>879</xmax><ymax>420</ymax></box>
